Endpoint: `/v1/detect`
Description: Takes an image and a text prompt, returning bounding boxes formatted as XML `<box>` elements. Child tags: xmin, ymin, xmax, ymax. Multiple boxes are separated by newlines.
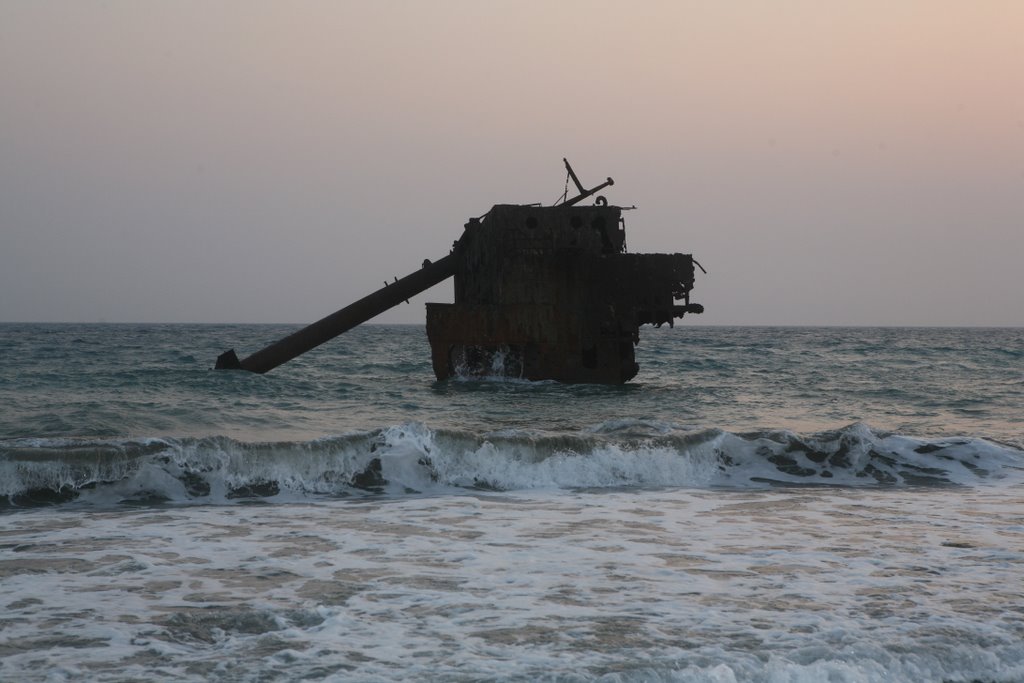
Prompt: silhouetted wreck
<box><xmin>216</xmin><ymin>160</ymin><xmax>704</xmax><ymax>383</ymax></box>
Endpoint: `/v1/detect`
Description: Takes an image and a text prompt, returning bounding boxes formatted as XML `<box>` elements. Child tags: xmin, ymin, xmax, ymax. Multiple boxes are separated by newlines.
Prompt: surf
<box><xmin>3</xmin><ymin>421</ymin><xmax>1021</xmax><ymax>509</ymax></box>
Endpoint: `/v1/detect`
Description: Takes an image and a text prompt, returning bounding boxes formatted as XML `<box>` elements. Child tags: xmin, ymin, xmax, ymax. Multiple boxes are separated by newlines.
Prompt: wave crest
<box><xmin>2</xmin><ymin>422</ymin><xmax>1021</xmax><ymax>507</ymax></box>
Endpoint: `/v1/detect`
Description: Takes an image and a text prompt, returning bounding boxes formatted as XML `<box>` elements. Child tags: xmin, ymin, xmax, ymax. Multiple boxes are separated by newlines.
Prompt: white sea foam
<box><xmin>2</xmin><ymin>486</ymin><xmax>1023</xmax><ymax>681</ymax></box>
<box><xmin>2</xmin><ymin>422</ymin><xmax>1022</xmax><ymax>506</ymax></box>
<box><xmin>3</xmin><ymin>325</ymin><xmax>1022</xmax><ymax>680</ymax></box>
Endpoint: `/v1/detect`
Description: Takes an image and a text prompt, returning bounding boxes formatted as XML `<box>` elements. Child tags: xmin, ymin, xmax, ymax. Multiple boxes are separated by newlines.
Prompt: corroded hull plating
<box><xmin>425</xmin><ymin>204</ymin><xmax>701</xmax><ymax>383</ymax></box>
<box><xmin>215</xmin><ymin>163</ymin><xmax>703</xmax><ymax>383</ymax></box>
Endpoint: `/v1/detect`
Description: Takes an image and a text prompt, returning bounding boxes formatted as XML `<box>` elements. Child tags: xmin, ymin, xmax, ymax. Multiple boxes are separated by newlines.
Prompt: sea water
<box><xmin>1</xmin><ymin>323</ymin><xmax>1022</xmax><ymax>682</ymax></box>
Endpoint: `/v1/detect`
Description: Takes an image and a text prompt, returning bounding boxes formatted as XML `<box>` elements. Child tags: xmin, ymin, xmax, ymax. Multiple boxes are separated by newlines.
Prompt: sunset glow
<box><xmin>2</xmin><ymin>1</ymin><xmax>1021</xmax><ymax>324</ymax></box>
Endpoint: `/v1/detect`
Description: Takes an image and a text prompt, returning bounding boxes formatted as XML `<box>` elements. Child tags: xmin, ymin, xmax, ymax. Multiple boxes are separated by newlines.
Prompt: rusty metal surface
<box><xmin>217</xmin><ymin>253</ymin><xmax>458</xmax><ymax>373</ymax></box>
<box><xmin>215</xmin><ymin>165</ymin><xmax>703</xmax><ymax>382</ymax></box>
<box><xmin>426</xmin><ymin>204</ymin><xmax>701</xmax><ymax>383</ymax></box>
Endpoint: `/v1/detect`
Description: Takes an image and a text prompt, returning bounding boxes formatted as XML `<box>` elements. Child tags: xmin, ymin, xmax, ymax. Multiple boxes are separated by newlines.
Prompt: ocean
<box><xmin>1</xmin><ymin>323</ymin><xmax>1022</xmax><ymax>682</ymax></box>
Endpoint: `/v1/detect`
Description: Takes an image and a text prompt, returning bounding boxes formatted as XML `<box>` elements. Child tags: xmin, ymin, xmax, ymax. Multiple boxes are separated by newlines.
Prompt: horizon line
<box><xmin>1</xmin><ymin>321</ymin><xmax>1021</xmax><ymax>330</ymax></box>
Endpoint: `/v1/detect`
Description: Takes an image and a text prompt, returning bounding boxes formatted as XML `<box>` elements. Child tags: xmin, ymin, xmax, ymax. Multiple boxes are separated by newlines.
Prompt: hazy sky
<box><xmin>1</xmin><ymin>1</ymin><xmax>1021</xmax><ymax>326</ymax></box>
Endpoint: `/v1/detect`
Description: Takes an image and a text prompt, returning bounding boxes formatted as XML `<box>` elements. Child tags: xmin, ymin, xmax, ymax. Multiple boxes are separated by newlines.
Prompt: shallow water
<box><xmin>1</xmin><ymin>324</ymin><xmax>1022</xmax><ymax>681</ymax></box>
<box><xmin>4</xmin><ymin>486</ymin><xmax>1024</xmax><ymax>682</ymax></box>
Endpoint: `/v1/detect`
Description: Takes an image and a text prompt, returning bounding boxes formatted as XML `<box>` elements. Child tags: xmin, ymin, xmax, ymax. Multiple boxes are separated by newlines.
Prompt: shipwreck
<box><xmin>216</xmin><ymin>160</ymin><xmax>705</xmax><ymax>383</ymax></box>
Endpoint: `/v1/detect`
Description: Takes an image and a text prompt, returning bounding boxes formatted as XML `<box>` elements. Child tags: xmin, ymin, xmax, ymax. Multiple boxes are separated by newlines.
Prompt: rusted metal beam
<box><xmin>561</xmin><ymin>158</ymin><xmax>614</xmax><ymax>207</ymax></box>
<box><xmin>216</xmin><ymin>253</ymin><xmax>458</xmax><ymax>374</ymax></box>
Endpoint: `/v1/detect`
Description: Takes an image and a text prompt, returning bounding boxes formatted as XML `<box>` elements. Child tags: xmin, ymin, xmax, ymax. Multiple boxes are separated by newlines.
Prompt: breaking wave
<box><xmin>2</xmin><ymin>422</ymin><xmax>1021</xmax><ymax>508</ymax></box>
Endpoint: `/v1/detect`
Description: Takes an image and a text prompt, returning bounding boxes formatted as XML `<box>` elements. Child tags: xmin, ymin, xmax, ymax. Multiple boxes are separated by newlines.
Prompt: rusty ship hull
<box><xmin>426</xmin><ymin>203</ymin><xmax>700</xmax><ymax>383</ymax></box>
<box><xmin>216</xmin><ymin>162</ymin><xmax>703</xmax><ymax>384</ymax></box>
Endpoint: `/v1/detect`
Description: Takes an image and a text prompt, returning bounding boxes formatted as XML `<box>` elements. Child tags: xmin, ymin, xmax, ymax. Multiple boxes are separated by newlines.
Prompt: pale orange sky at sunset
<box><xmin>1</xmin><ymin>1</ymin><xmax>1021</xmax><ymax>325</ymax></box>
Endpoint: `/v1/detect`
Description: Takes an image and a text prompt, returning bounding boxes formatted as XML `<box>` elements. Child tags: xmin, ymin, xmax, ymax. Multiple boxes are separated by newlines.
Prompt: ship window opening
<box><xmin>591</xmin><ymin>217</ymin><xmax>614</xmax><ymax>253</ymax></box>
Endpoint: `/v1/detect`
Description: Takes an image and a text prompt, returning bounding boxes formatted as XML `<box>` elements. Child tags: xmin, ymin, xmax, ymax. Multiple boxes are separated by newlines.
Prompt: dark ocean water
<box><xmin>1</xmin><ymin>323</ymin><xmax>1022</xmax><ymax>682</ymax></box>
